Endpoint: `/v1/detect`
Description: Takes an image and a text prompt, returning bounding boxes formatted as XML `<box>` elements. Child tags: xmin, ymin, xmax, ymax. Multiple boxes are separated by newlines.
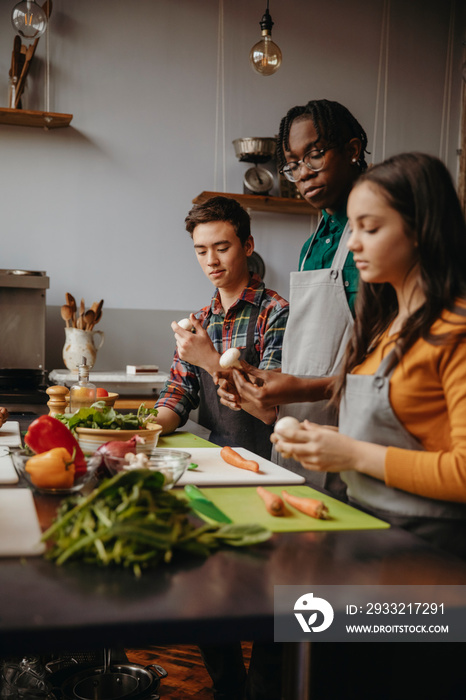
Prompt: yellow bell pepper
<box><xmin>26</xmin><ymin>447</ymin><xmax>76</xmax><ymax>489</ymax></box>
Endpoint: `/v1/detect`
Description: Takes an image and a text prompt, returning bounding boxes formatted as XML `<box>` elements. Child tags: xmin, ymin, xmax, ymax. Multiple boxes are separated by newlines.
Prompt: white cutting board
<box><xmin>0</xmin><ymin>453</ymin><xmax>19</xmax><ymax>484</ymax></box>
<box><xmin>0</xmin><ymin>422</ymin><xmax>21</xmax><ymax>484</ymax></box>
<box><xmin>0</xmin><ymin>489</ymin><xmax>45</xmax><ymax>557</ymax></box>
<box><xmin>177</xmin><ymin>447</ymin><xmax>305</xmax><ymax>486</ymax></box>
<box><xmin>0</xmin><ymin>421</ymin><xmax>21</xmax><ymax>448</ymax></box>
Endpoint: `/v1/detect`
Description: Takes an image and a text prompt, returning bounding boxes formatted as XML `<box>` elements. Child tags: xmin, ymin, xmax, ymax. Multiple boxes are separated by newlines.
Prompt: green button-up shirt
<box><xmin>298</xmin><ymin>207</ymin><xmax>358</xmax><ymax>316</ymax></box>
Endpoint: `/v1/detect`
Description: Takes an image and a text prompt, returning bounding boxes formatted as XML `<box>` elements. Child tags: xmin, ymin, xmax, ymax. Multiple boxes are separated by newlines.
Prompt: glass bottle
<box><xmin>69</xmin><ymin>356</ymin><xmax>96</xmax><ymax>413</ymax></box>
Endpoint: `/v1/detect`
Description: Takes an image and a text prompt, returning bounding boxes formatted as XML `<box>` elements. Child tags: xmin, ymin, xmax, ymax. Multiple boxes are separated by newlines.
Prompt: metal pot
<box><xmin>47</xmin><ymin>662</ymin><xmax>167</xmax><ymax>700</ymax></box>
<box><xmin>232</xmin><ymin>137</ymin><xmax>276</xmax><ymax>163</ymax></box>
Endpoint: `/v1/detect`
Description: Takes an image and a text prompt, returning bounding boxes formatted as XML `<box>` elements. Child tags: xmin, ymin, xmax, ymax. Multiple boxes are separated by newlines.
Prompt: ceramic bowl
<box><xmin>75</xmin><ymin>425</ymin><xmax>162</xmax><ymax>455</ymax></box>
<box><xmin>103</xmin><ymin>448</ymin><xmax>191</xmax><ymax>489</ymax></box>
<box><xmin>11</xmin><ymin>449</ymin><xmax>102</xmax><ymax>495</ymax></box>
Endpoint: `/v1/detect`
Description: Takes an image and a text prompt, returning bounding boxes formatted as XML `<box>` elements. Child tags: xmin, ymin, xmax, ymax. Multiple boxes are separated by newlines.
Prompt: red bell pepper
<box><xmin>24</xmin><ymin>415</ymin><xmax>87</xmax><ymax>476</ymax></box>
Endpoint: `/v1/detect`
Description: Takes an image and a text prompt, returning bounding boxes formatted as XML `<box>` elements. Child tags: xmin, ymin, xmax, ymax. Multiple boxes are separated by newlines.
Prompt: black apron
<box><xmin>198</xmin><ymin>301</ymin><xmax>274</xmax><ymax>460</ymax></box>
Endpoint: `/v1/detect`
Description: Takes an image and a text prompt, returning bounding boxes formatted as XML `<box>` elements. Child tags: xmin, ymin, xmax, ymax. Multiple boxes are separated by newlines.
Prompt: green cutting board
<box><xmin>183</xmin><ymin>485</ymin><xmax>390</xmax><ymax>533</ymax></box>
<box><xmin>158</xmin><ymin>432</ymin><xmax>216</xmax><ymax>449</ymax></box>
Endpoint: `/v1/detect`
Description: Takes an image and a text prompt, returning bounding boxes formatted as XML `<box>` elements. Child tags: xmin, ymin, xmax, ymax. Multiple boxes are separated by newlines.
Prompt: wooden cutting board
<box><xmin>177</xmin><ymin>448</ymin><xmax>305</xmax><ymax>486</ymax></box>
<box><xmin>0</xmin><ymin>490</ymin><xmax>45</xmax><ymax>556</ymax></box>
<box><xmin>183</xmin><ymin>485</ymin><xmax>390</xmax><ymax>532</ymax></box>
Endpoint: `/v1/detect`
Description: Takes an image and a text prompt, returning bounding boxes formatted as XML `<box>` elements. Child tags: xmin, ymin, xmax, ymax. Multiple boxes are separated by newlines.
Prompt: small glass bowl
<box><xmin>103</xmin><ymin>448</ymin><xmax>191</xmax><ymax>489</ymax></box>
<box><xmin>11</xmin><ymin>449</ymin><xmax>102</xmax><ymax>495</ymax></box>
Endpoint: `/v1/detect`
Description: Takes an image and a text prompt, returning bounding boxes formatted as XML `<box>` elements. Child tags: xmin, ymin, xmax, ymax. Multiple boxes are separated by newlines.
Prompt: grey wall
<box><xmin>0</xmin><ymin>0</ymin><xmax>464</xmax><ymax>374</ymax></box>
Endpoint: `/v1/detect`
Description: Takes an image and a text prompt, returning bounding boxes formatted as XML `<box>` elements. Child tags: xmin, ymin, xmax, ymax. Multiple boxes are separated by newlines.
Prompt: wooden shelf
<box><xmin>0</xmin><ymin>107</ymin><xmax>73</xmax><ymax>129</ymax></box>
<box><xmin>192</xmin><ymin>191</ymin><xmax>316</xmax><ymax>216</ymax></box>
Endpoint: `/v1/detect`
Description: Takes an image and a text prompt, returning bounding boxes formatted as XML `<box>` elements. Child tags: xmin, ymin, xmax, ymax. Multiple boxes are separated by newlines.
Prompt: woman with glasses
<box><xmin>217</xmin><ymin>99</ymin><xmax>369</xmax><ymax>496</ymax></box>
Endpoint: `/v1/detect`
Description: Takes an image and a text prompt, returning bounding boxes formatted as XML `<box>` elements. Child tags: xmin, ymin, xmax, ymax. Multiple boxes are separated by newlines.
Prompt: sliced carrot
<box><xmin>220</xmin><ymin>446</ymin><xmax>260</xmax><ymax>473</ymax></box>
<box><xmin>281</xmin><ymin>490</ymin><xmax>329</xmax><ymax>520</ymax></box>
<box><xmin>256</xmin><ymin>486</ymin><xmax>285</xmax><ymax>517</ymax></box>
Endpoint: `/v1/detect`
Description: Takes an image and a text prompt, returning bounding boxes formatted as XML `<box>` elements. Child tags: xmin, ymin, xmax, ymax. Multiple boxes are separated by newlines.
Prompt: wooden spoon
<box><xmin>65</xmin><ymin>293</ymin><xmax>76</xmax><ymax>327</ymax></box>
<box><xmin>92</xmin><ymin>299</ymin><xmax>104</xmax><ymax>327</ymax></box>
<box><xmin>14</xmin><ymin>38</ymin><xmax>40</xmax><ymax>109</ymax></box>
<box><xmin>83</xmin><ymin>309</ymin><xmax>95</xmax><ymax>331</ymax></box>
<box><xmin>61</xmin><ymin>304</ymin><xmax>73</xmax><ymax>328</ymax></box>
<box><xmin>76</xmin><ymin>298</ymin><xmax>85</xmax><ymax>329</ymax></box>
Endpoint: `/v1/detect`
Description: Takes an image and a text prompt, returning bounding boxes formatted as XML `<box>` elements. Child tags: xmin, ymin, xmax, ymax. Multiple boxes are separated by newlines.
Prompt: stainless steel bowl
<box><xmin>232</xmin><ymin>137</ymin><xmax>276</xmax><ymax>163</ymax></box>
<box><xmin>47</xmin><ymin>661</ymin><xmax>167</xmax><ymax>700</ymax></box>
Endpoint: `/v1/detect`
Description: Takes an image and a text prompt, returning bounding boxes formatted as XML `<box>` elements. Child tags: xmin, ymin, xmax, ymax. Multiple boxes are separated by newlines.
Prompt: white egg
<box><xmin>219</xmin><ymin>347</ymin><xmax>242</xmax><ymax>369</ymax></box>
<box><xmin>178</xmin><ymin>318</ymin><xmax>193</xmax><ymax>331</ymax></box>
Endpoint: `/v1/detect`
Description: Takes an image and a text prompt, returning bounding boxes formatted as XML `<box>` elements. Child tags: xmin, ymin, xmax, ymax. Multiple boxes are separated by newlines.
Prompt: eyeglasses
<box><xmin>280</xmin><ymin>147</ymin><xmax>335</xmax><ymax>182</ymax></box>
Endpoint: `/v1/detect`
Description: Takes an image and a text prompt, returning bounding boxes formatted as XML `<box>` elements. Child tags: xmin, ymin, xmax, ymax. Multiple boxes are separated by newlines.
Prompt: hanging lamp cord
<box><xmin>372</xmin><ymin>0</ymin><xmax>390</xmax><ymax>164</ymax></box>
<box><xmin>439</xmin><ymin>0</ymin><xmax>455</xmax><ymax>162</ymax></box>
<box><xmin>45</xmin><ymin>1</ymin><xmax>50</xmax><ymax>113</ymax></box>
<box><xmin>214</xmin><ymin>0</ymin><xmax>226</xmax><ymax>192</ymax></box>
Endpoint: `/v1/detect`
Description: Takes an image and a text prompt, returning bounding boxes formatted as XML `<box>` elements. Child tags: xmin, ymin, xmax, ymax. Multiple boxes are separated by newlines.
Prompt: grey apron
<box><xmin>340</xmin><ymin>349</ymin><xmax>466</xmax><ymax>559</ymax></box>
<box><xmin>198</xmin><ymin>301</ymin><xmax>274</xmax><ymax>460</ymax></box>
<box><xmin>275</xmin><ymin>221</ymin><xmax>353</xmax><ymax>496</ymax></box>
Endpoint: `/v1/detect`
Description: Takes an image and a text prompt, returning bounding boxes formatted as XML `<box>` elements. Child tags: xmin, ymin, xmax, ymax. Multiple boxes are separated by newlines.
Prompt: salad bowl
<box><xmin>76</xmin><ymin>426</ymin><xmax>162</xmax><ymax>455</ymax></box>
<box><xmin>65</xmin><ymin>392</ymin><xmax>119</xmax><ymax>409</ymax></box>
<box><xmin>58</xmin><ymin>402</ymin><xmax>162</xmax><ymax>455</ymax></box>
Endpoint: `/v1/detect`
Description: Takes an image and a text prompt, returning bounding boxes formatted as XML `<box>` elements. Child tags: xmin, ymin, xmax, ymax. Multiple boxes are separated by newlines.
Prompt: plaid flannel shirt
<box><xmin>156</xmin><ymin>274</ymin><xmax>289</xmax><ymax>427</ymax></box>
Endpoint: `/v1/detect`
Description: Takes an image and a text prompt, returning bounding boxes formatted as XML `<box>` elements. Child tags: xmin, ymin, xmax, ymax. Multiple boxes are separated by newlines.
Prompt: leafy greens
<box><xmin>57</xmin><ymin>402</ymin><xmax>159</xmax><ymax>432</ymax></box>
<box><xmin>41</xmin><ymin>469</ymin><xmax>272</xmax><ymax>577</ymax></box>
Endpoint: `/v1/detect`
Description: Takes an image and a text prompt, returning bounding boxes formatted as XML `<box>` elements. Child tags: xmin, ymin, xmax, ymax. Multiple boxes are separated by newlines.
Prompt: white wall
<box><xmin>0</xmin><ymin>0</ymin><xmax>464</xmax><ymax>371</ymax></box>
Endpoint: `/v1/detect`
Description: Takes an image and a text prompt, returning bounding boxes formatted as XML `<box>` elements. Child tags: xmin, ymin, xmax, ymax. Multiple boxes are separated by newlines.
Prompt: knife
<box><xmin>184</xmin><ymin>484</ymin><xmax>232</xmax><ymax>524</ymax></box>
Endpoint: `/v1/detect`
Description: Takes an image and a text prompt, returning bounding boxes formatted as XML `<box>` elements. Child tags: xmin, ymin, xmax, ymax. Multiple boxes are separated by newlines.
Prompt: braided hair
<box><xmin>276</xmin><ymin>99</ymin><xmax>369</xmax><ymax>172</ymax></box>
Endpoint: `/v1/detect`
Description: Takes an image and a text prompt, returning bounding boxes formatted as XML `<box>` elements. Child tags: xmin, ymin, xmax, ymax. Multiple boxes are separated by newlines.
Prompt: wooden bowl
<box><xmin>75</xmin><ymin>425</ymin><xmax>162</xmax><ymax>455</ymax></box>
<box><xmin>65</xmin><ymin>392</ymin><xmax>119</xmax><ymax>408</ymax></box>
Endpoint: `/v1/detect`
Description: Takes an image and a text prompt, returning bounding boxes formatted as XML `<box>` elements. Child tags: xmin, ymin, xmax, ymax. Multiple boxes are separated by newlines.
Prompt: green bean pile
<box><xmin>42</xmin><ymin>469</ymin><xmax>271</xmax><ymax>577</ymax></box>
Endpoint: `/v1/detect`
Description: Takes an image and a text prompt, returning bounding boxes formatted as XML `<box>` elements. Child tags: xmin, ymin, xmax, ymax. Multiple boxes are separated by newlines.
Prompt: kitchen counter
<box><xmin>2</xmin><ymin>429</ymin><xmax>466</xmax><ymax>656</ymax></box>
<box><xmin>2</xmin><ymin>423</ymin><xmax>466</xmax><ymax>700</ymax></box>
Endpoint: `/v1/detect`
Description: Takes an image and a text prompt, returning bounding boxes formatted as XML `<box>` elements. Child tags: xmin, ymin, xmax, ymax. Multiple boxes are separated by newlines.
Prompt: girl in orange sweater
<box><xmin>273</xmin><ymin>152</ymin><xmax>466</xmax><ymax>557</ymax></box>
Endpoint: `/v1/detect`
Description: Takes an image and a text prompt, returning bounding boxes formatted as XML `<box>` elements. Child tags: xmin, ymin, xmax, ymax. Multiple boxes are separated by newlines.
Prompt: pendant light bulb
<box><xmin>249</xmin><ymin>5</ymin><xmax>282</xmax><ymax>77</ymax></box>
<box><xmin>11</xmin><ymin>0</ymin><xmax>48</xmax><ymax>39</ymax></box>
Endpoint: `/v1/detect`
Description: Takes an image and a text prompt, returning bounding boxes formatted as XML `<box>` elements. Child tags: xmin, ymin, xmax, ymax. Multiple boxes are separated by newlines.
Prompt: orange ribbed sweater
<box><xmin>352</xmin><ymin>309</ymin><xmax>466</xmax><ymax>503</ymax></box>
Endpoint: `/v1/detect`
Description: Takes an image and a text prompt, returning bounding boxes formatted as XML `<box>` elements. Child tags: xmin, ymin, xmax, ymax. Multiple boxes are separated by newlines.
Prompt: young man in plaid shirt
<box><xmin>155</xmin><ymin>195</ymin><xmax>289</xmax><ymax>461</ymax></box>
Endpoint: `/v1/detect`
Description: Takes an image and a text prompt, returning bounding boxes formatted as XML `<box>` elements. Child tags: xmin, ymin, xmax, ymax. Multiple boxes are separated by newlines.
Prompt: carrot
<box><xmin>281</xmin><ymin>490</ymin><xmax>329</xmax><ymax>520</ymax></box>
<box><xmin>256</xmin><ymin>486</ymin><xmax>285</xmax><ymax>517</ymax></box>
<box><xmin>220</xmin><ymin>446</ymin><xmax>260</xmax><ymax>473</ymax></box>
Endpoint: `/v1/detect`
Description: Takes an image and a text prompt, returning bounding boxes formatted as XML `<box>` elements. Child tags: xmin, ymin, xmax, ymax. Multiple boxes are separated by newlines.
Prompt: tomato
<box><xmin>96</xmin><ymin>387</ymin><xmax>109</xmax><ymax>397</ymax></box>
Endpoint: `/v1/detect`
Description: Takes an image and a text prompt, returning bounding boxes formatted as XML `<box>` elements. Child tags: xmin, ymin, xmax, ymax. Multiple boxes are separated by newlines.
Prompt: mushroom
<box><xmin>273</xmin><ymin>416</ymin><xmax>301</xmax><ymax>459</ymax></box>
<box><xmin>177</xmin><ymin>318</ymin><xmax>194</xmax><ymax>331</ymax></box>
<box><xmin>274</xmin><ymin>416</ymin><xmax>300</xmax><ymax>437</ymax></box>
<box><xmin>219</xmin><ymin>347</ymin><xmax>242</xmax><ymax>369</ymax></box>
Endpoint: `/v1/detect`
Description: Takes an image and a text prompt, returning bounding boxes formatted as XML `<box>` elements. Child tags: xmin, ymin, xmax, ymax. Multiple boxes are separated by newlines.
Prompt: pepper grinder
<box><xmin>46</xmin><ymin>385</ymin><xmax>70</xmax><ymax>416</ymax></box>
<box><xmin>69</xmin><ymin>357</ymin><xmax>96</xmax><ymax>413</ymax></box>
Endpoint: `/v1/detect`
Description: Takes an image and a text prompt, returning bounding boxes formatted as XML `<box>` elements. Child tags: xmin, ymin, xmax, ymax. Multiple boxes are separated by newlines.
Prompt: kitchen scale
<box><xmin>232</xmin><ymin>137</ymin><xmax>276</xmax><ymax>195</ymax></box>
